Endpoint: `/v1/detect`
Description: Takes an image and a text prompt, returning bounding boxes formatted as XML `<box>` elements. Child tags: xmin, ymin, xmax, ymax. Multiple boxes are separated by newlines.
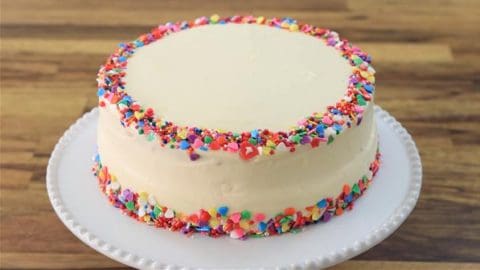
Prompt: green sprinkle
<box><xmin>248</xmin><ymin>137</ymin><xmax>257</xmax><ymax>145</ymax></box>
<box><xmin>138</xmin><ymin>129</ymin><xmax>144</xmax><ymax>135</ymax></box>
<box><xmin>241</xmin><ymin>210</ymin><xmax>252</xmax><ymax>220</ymax></box>
<box><xmin>357</xmin><ymin>94</ymin><xmax>367</xmax><ymax>106</ymax></box>
<box><xmin>153</xmin><ymin>205</ymin><xmax>162</xmax><ymax>217</ymax></box>
<box><xmin>204</xmin><ymin>136</ymin><xmax>213</xmax><ymax>144</ymax></box>
<box><xmin>126</xmin><ymin>201</ymin><xmax>135</xmax><ymax>211</ymax></box>
<box><xmin>292</xmin><ymin>134</ymin><xmax>302</xmax><ymax>144</ymax></box>
<box><xmin>352</xmin><ymin>183</ymin><xmax>360</xmax><ymax>194</ymax></box>
<box><xmin>353</xmin><ymin>57</ymin><xmax>363</xmax><ymax>66</ymax></box>
<box><xmin>147</xmin><ymin>132</ymin><xmax>155</xmax><ymax>142</ymax></box>
<box><xmin>327</xmin><ymin>135</ymin><xmax>334</xmax><ymax>144</ymax></box>
<box><xmin>280</xmin><ymin>217</ymin><xmax>292</xmax><ymax>224</ymax></box>
<box><xmin>362</xmin><ymin>175</ymin><xmax>368</xmax><ymax>183</ymax></box>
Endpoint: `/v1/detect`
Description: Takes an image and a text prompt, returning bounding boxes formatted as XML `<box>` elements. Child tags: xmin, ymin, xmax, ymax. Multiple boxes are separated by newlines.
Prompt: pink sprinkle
<box><xmin>230</xmin><ymin>228</ymin><xmax>245</xmax><ymax>239</ymax></box>
<box><xmin>227</xmin><ymin>142</ymin><xmax>239</xmax><ymax>153</ymax></box>
<box><xmin>354</xmin><ymin>105</ymin><xmax>364</xmax><ymax>113</ymax></box>
<box><xmin>297</xmin><ymin>118</ymin><xmax>307</xmax><ymax>126</ymax></box>
<box><xmin>230</xmin><ymin>212</ymin><xmax>241</xmax><ymax>223</ymax></box>
<box><xmin>192</xmin><ymin>138</ymin><xmax>203</xmax><ymax>149</ymax></box>
<box><xmin>254</xmin><ymin>213</ymin><xmax>266</xmax><ymax>222</ymax></box>
<box><xmin>322</xmin><ymin>116</ymin><xmax>333</xmax><ymax>125</ymax></box>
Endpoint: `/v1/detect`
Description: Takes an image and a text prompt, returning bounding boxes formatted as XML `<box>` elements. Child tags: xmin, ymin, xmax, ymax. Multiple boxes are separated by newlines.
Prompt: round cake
<box><xmin>94</xmin><ymin>15</ymin><xmax>380</xmax><ymax>239</ymax></box>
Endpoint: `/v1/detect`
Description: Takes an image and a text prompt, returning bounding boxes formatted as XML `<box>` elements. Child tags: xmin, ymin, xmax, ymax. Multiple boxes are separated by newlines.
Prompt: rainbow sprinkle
<box><xmin>92</xmin><ymin>151</ymin><xmax>380</xmax><ymax>239</ymax></box>
<box><xmin>96</xmin><ymin>15</ymin><xmax>376</xmax><ymax>161</ymax></box>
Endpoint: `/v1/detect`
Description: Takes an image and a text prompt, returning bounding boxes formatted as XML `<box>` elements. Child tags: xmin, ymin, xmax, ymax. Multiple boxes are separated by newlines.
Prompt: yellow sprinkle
<box><xmin>177</xmin><ymin>129</ymin><xmax>187</xmax><ymax>139</ymax></box>
<box><xmin>281</xmin><ymin>21</ymin><xmax>289</xmax><ymax>29</ymax></box>
<box><xmin>208</xmin><ymin>208</ymin><xmax>217</xmax><ymax>217</ymax></box>
<box><xmin>210</xmin><ymin>14</ymin><xmax>220</xmax><ymax>23</ymax></box>
<box><xmin>367</xmin><ymin>75</ymin><xmax>375</xmax><ymax>83</ymax></box>
<box><xmin>110</xmin><ymin>174</ymin><xmax>117</xmax><ymax>182</ymax></box>
<box><xmin>256</xmin><ymin>16</ymin><xmax>265</xmax><ymax>24</ymax></box>
<box><xmin>266</xmin><ymin>140</ymin><xmax>276</xmax><ymax>148</ymax></box>
<box><xmin>289</xmin><ymin>24</ymin><xmax>299</xmax><ymax>32</ymax></box>
<box><xmin>360</xmin><ymin>71</ymin><xmax>370</xmax><ymax>79</ymax></box>
<box><xmin>312</xmin><ymin>211</ymin><xmax>321</xmax><ymax>221</ymax></box>
<box><xmin>281</xmin><ymin>222</ymin><xmax>290</xmax><ymax>232</ymax></box>
<box><xmin>262</xmin><ymin>146</ymin><xmax>271</xmax><ymax>155</ymax></box>
<box><xmin>239</xmin><ymin>220</ymin><xmax>250</xmax><ymax>230</ymax></box>
<box><xmin>209</xmin><ymin>218</ymin><xmax>219</xmax><ymax>228</ymax></box>
<box><xmin>143</xmin><ymin>216</ymin><xmax>151</xmax><ymax>222</ymax></box>
<box><xmin>134</xmin><ymin>111</ymin><xmax>144</xmax><ymax>120</ymax></box>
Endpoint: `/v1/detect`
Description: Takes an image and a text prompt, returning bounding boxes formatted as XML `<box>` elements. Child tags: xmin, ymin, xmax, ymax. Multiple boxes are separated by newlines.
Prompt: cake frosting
<box><xmin>125</xmin><ymin>23</ymin><xmax>351</xmax><ymax>131</ymax></box>
<box><xmin>94</xmin><ymin>15</ymin><xmax>379</xmax><ymax>239</ymax></box>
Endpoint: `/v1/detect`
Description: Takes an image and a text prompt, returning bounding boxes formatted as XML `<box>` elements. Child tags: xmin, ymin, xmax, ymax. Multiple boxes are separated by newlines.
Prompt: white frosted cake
<box><xmin>94</xmin><ymin>15</ymin><xmax>380</xmax><ymax>239</ymax></box>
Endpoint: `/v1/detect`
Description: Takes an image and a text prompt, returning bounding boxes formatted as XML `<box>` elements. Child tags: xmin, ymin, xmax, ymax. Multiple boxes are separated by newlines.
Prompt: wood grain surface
<box><xmin>1</xmin><ymin>0</ymin><xmax>479</xmax><ymax>269</ymax></box>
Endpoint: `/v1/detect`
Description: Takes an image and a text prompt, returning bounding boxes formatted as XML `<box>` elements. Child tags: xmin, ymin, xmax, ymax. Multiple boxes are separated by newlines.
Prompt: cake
<box><xmin>93</xmin><ymin>15</ymin><xmax>380</xmax><ymax>239</ymax></box>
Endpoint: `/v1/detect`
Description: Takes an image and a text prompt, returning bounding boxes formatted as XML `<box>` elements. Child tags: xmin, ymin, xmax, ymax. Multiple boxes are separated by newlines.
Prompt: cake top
<box><xmin>125</xmin><ymin>23</ymin><xmax>351</xmax><ymax>131</ymax></box>
<box><xmin>97</xmin><ymin>15</ymin><xmax>376</xmax><ymax>161</ymax></box>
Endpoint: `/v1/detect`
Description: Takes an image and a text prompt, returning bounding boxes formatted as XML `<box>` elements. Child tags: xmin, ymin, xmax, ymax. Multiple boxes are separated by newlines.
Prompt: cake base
<box><xmin>46</xmin><ymin>106</ymin><xmax>422</xmax><ymax>269</ymax></box>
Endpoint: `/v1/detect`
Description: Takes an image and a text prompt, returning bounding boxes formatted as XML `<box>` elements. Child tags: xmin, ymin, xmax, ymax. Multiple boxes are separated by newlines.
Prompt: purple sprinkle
<box><xmin>300</xmin><ymin>135</ymin><xmax>311</xmax><ymax>144</ymax></box>
<box><xmin>187</xmin><ymin>134</ymin><xmax>197</xmax><ymax>143</ymax></box>
<box><xmin>189</xmin><ymin>152</ymin><xmax>200</xmax><ymax>161</ymax></box>
<box><xmin>323</xmin><ymin>212</ymin><xmax>332</xmax><ymax>222</ymax></box>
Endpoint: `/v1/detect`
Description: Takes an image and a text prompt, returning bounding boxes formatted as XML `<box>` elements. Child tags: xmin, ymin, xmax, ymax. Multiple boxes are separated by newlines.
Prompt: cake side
<box><xmin>97</xmin><ymin>101</ymin><xmax>377</xmax><ymax>216</ymax></box>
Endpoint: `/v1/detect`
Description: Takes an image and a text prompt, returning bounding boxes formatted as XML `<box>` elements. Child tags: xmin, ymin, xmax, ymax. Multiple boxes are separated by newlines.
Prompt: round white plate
<box><xmin>46</xmin><ymin>106</ymin><xmax>422</xmax><ymax>270</ymax></box>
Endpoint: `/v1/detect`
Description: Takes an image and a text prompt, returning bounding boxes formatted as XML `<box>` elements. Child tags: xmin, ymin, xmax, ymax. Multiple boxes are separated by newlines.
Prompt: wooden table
<box><xmin>1</xmin><ymin>0</ymin><xmax>479</xmax><ymax>269</ymax></box>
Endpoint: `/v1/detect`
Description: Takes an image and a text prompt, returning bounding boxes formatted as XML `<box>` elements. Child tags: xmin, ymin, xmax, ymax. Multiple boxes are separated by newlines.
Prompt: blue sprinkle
<box><xmin>134</xmin><ymin>40</ymin><xmax>144</xmax><ymax>47</ymax></box>
<box><xmin>97</xmin><ymin>88</ymin><xmax>105</xmax><ymax>97</ymax></box>
<box><xmin>122</xmin><ymin>96</ymin><xmax>132</xmax><ymax>103</ymax></box>
<box><xmin>364</xmin><ymin>84</ymin><xmax>374</xmax><ymax>93</ymax></box>
<box><xmin>118</xmin><ymin>56</ymin><xmax>127</xmax><ymax>62</ymax></box>
<box><xmin>138</xmin><ymin>121</ymin><xmax>145</xmax><ymax>127</ymax></box>
<box><xmin>94</xmin><ymin>154</ymin><xmax>100</xmax><ymax>162</ymax></box>
<box><xmin>258</xmin><ymin>222</ymin><xmax>267</xmax><ymax>232</ymax></box>
<box><xmin>124</xmin><ymin>111</ymin><xmax>133</xmax><ymax>118</ymax></box>
<box><xmin>333</xmin><ymin>123</ymin><xmax>343</xmax><ymax>132</ymax></box>
<box><xmin>316</xmin><ymin>125</ymin><xmax>325</xmax><ymax>137</ymax></box>
<box><xmin>251</xmin><ymin>129</ymin><xmax>259</xmax><ymax>139</ymax></box>
<box><xmin>345</xmin><ymin>194</ymin><xmax>353</xmax><ymax>203</ymax></box>
<box><xmin>317</xmin><ymin>199</ymin><xmax>327</xmax><ymax>208</ymax></box>
<box><xmin>195</xmin><ymin>226</ymin><xmax>211</xmax><ymax>232</ymax></box>
<box><xmin>179</xmin><ymin>140</ymin><xmax>190</xmax><ymax>150</ymax></box>
<box><xmin>199</xmin><ymin>145</ymin><xmax>209</xmax><ymax>151</ymax></box>
<box><xmin>217</xmin><ymin>206</ymin><xmax>229</xmax><ymax>216</ymax></box>
<box><xmin>180</xmin><ymin>22</ymin><xmax>189</xmax><ymax>29</ymax></box>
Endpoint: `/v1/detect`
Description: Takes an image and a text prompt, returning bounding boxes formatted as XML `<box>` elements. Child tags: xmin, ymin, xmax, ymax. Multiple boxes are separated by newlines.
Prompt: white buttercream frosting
<box><xmin>125</xmin><ymin>24</ymin><xmax>351</xmax><ymax>131</ymax></box>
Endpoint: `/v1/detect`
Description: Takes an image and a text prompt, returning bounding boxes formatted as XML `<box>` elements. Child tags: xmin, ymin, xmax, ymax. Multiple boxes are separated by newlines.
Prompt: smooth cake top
<box><xmin>125</xmin><ymin>23</ymin><xmax>351</xmax><ymax>131</ymax></box>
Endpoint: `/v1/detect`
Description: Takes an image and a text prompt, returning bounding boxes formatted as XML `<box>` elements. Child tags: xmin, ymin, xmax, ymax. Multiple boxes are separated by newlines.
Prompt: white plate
<box><xmin>46</xmin><ymin>106</ymin><xmax>422</xmax><ymax>270</ymax></box>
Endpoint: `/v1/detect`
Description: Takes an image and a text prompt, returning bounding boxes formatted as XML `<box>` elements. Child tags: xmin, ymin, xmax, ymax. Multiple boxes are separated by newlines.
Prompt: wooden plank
<box><xmin>0</xmin><ymin>252</ymin><xmax>123</xmax><ymax>269</ymax></box>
